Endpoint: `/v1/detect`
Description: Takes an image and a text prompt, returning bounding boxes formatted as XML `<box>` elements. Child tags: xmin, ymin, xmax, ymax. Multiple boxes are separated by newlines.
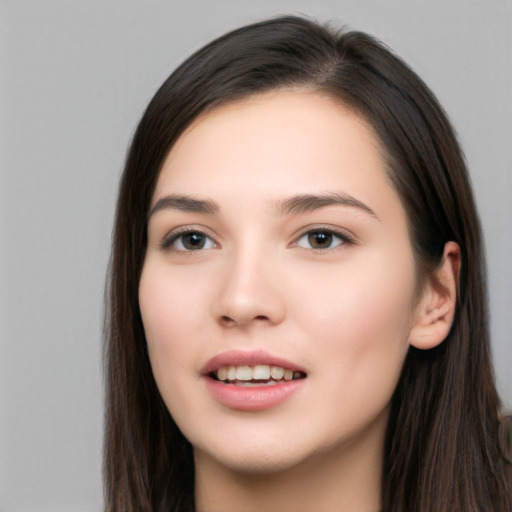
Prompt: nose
<box><xmin>212</xmin><ymin>247</ymin><xmax>286</xmax><ymax>328</ymax></box>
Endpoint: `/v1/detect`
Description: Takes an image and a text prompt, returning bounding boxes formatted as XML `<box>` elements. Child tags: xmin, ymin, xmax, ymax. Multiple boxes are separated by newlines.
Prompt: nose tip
<box><xmin>212</xmin><ymin>263</ymin><xmax>286</xmax><ymax>328</ymax></box>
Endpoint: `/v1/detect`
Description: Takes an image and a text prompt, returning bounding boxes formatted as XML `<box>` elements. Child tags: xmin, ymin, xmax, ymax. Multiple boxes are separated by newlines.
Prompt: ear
<box><xmin>409</xmin><ymin>241</ymin><xmax>460</xmax><ymax>350</ymax></box>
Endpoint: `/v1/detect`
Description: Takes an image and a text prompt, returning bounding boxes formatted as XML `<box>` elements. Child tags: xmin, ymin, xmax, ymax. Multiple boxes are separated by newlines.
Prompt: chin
<box><xmin>195</xmin><ymin>443</ymin><xmax>314</xmax><ymax>475</ymax></box>
<box><xmin>190</xmin><ymin>423</ymin><xmax>340</xmax><ymax>477</ymax></box>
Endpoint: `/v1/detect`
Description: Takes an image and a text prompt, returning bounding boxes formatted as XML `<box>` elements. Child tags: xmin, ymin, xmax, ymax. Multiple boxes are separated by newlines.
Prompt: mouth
<box><xmin>202</xmin><ymin>350</ymin><xmax>307</xmax><ymax>411</ymax></box>
<box><xmin>210</xmin><ymin>364</ymin><xmax>307</xmax><ymax>387</ymax></box>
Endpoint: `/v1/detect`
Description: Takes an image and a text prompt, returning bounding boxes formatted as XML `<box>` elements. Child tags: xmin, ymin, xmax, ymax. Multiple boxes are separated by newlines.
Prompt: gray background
<box><xmin>0</xmin><ymin>1</ymin><xmax>510</xmax><ymax>510</ymax></box>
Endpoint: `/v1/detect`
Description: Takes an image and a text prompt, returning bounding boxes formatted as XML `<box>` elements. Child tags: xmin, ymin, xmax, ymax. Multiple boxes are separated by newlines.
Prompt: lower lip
<box><xmin>204</xmin><ymin>378</ymin><xmax>305</xmax><ymax>411</ymax></box>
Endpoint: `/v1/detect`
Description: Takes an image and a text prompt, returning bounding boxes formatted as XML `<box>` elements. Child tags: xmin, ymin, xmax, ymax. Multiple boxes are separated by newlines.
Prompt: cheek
<box><xmin>300</xmin><ymin>249</ymin><xmax>414</xmax><ymax>326</ymax></box>
<box><xmin>138</xmin><ymin>263</ymin><xmax>207</xmax><ymax>392</ymax></box>
<box><xmin>293</xmin><ymin>249</ymin><xmax>416</xmax><ymax>389</ymax></box>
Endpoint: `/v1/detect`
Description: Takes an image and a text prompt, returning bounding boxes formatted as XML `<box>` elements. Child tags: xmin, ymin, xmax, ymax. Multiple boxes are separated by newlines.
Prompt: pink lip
<box><xmin>204</xmin><ymin>378</ymin><xmax>305</xmax><ymax>411</ymax></box>
<box><xmin>201</xmin><ymin>349</ymin><xmax>307</xmax><ymax>411</ymax></box>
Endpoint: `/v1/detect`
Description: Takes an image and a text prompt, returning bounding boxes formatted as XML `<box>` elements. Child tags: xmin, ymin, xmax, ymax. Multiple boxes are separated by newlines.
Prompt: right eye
<box><xmin>163</xmin><ymin>230</ymin><xmax>217</xmax><ymax>251</ymax></box>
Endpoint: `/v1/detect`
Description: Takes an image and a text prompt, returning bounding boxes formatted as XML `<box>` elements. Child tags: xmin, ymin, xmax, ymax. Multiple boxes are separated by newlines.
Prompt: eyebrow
<box><xmin>149</xmin><ymin>194</ymin><xmax>220</xmax><ymax>218</ymax></box>
<box><xmin>148</xmin><ymin>191</ymin><xmax>378</xmax><ymax>220</ymax></box>
<box><xmin>276</xmin><ymin>192</ymin><xmax>379</xmax><ymax>219</ymax></box>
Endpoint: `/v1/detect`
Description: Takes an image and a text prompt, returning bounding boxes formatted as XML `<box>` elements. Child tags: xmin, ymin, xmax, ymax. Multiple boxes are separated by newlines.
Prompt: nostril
<box><xmin>220</xmin><ymin>314</ymin><xmax>269</xmax><ymax>326</ymax></box>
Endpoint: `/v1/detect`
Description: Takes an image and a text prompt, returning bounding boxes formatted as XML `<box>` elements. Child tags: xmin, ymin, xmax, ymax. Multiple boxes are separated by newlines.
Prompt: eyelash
<box><xmin>161</xmin><ymin>227</ymin><xmax>354</xmax><ymax>253</ymax></box>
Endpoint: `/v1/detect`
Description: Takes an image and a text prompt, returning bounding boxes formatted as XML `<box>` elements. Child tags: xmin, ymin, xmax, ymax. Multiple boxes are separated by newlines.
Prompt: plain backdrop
<box><xmin>0</xmin><ymin>1</ymin><xmax>510</xmax><ymax>510</ymax></box>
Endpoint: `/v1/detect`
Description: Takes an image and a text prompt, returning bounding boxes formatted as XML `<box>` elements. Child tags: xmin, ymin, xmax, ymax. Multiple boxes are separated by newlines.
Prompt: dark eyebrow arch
<box><xmin>276</xmin><ymin>192</ymin><xmax>379</xmax><ymax>219</ymax></box>
<box><xmin>149</xmin><ymin>194</ymin><xmax>220</xmax><ymax>218</ymax></box>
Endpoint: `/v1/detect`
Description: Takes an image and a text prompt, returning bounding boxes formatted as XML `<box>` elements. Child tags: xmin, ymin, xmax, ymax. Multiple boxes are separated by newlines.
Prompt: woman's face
<box><xmin>139</xmin><ymin>91</ymin><xmax>419</xmax><ymax>473</ymax></box>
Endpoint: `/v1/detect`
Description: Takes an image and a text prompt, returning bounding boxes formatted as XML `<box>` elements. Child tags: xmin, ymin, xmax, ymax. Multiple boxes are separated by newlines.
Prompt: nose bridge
<box><xmin>214</xmin><ymin>237</ymin><xmax>285</xmax><ymax>327</ymax></box>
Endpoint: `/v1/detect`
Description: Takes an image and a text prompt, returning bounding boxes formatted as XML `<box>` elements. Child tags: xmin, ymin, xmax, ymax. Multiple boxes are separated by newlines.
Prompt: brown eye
<box><xmin>164</xmin><ymin>230</ymin><xmax>216</xmax><ymax>251</ymax></box>
<box><xmin>296</xmin><ymin>229</ymin><xmax>351</xmax><ymax>250</ymax></box>
<box><xmin>182</xmin><ymin>232</ymin><xmax>207</xmax><ymax>250</ymax></box>
<box><xmin>308</xmin><ymin>231</ymin><xmax>333</xmax><ymax>249</ymax></box>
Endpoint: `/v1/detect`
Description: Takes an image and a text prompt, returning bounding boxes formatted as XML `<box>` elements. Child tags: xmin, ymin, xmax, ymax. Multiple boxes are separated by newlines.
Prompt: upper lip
<box><xmin>201</xmin><ymin>349</ymin><xmax>306</xmax><ymax>375</ymax></box>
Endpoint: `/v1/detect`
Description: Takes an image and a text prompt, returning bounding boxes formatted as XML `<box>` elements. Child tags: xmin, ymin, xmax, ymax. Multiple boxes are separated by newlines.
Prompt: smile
<box><xmin>203</xmin><ymin>351</ymin><xmax>307</xmax><ymax>411</ymax></box>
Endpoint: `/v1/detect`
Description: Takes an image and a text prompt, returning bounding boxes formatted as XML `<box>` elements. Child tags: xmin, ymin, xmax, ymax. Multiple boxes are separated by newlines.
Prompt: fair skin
<box><xmin>139</xmin><ymin>91</ymin><xmax>458</xmax><ymax>512</ymax></box>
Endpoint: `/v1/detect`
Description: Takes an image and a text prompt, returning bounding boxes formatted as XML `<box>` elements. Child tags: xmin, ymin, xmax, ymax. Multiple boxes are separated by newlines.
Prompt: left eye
<box><xmin>296</xmin><ymin>230</ymin><xmax>347</xmax><ymax>250</ymax></box>
<box><xmin>164</xmin><ymin>231</ymin><xmax>216</xmax><ymax>251</ymax></box>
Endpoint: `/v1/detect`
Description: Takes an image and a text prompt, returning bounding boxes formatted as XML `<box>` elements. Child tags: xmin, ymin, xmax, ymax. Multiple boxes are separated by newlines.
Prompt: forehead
<box><xmin>154</xmin><ymin>91</ymin><xmax>401</xmax><ymax>221</ymax></box>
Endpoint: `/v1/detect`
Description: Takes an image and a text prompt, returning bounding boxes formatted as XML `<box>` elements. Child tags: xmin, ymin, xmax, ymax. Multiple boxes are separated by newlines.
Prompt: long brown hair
<box><xmin>104</xmin><ymin>16</ymin><xmax>511</xmax><ymax>511</ymax></box>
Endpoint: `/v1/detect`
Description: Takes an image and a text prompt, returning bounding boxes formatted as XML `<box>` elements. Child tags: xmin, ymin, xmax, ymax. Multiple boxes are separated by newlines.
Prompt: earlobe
<box><xmin>409</xmin><ymin>241</ymin><xmax>460</xmax><ymax>350</ymax></box>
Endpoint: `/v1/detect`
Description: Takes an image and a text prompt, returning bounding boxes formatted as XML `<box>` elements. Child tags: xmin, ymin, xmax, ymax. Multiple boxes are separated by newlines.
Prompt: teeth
<box><xmin>253</xmin><ymin>365</ymin><xmax>270</xmax><ymax>380</ymax></box>
<box><xmin>217</xmin><ymin>366</ymin><xmax>228</xmax><ymax>381</ymax></box>
<box><xmin>270</xmin><ymin>366</ymin><xmax>285</xmax><ymax>379</ymax></box>
<box><xmin>227</xmin><ymin>366</ymin><xmax>237</xmax><ymax>381</ymax></box>
<box><xmin>236</xmin><ymin>380</ymin><xmax>278</xmax><ymax>387</ymax></box>
<box><xmin>235</xmin><ymin>365</ymin><xmax>253</xmax><ymax>381</ymax></box>
<box><xmin>214</xmin><ymin>364</ymin><xmax>303</xmax><ymax>383</ymax></box>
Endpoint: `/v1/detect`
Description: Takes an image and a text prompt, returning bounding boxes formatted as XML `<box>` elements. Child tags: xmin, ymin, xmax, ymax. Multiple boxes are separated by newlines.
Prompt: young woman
<box><xmin>104</xmin><ymin>16</ymin><xmax>512</xmax><ymax>512</ymax></box>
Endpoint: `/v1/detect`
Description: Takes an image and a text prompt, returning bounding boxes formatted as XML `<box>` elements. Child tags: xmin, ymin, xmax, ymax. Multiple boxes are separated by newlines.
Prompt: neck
<box><xmin>194</xmin><ymin>425</ymin><xmax>384</xmax><ymax>512</ymax></box>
